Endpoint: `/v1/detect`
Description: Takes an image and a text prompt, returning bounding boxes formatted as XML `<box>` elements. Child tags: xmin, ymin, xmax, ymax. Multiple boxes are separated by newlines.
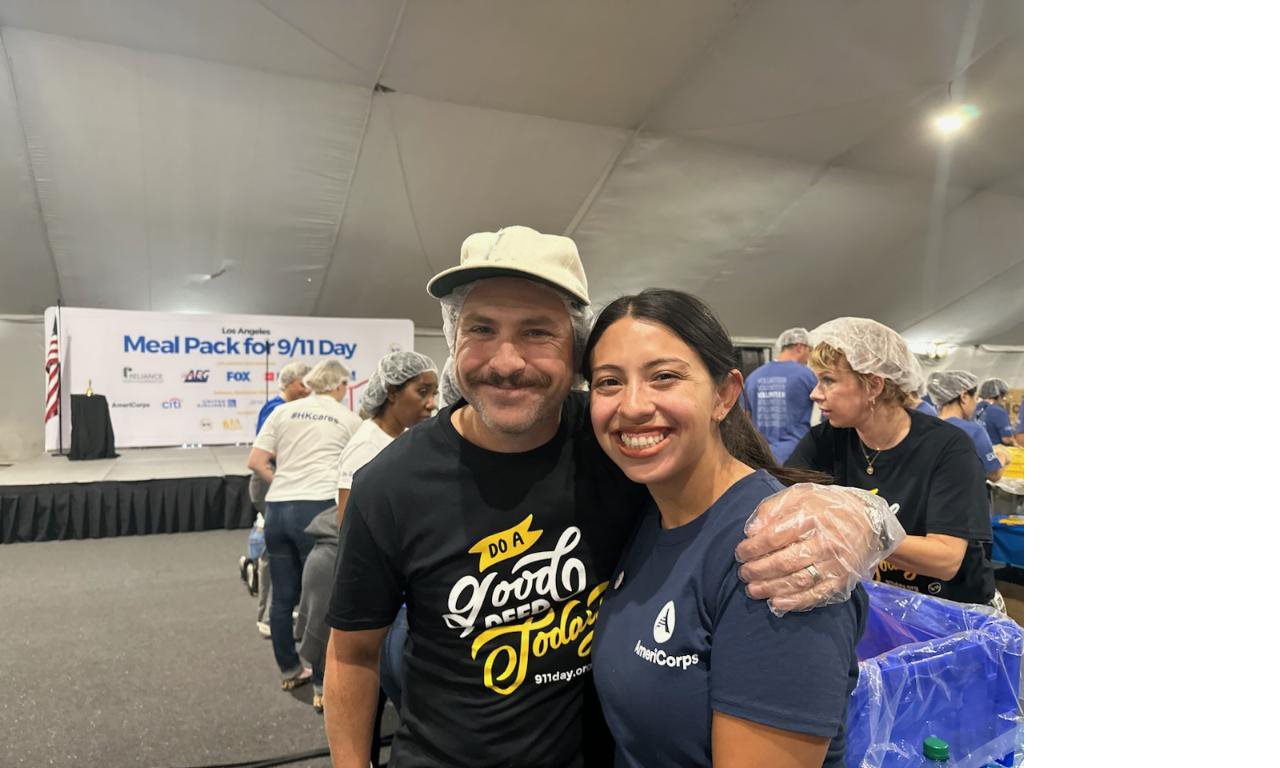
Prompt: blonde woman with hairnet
<box><xmin>786</xmin><ymin>318</ymin><xmax>998</xmax><ymax>607</ymax></box>
<box><xmin>928</xmin><ymin>370</ymin><xmax>1006</xmax><ymax>483</ymax></box>
<box><xmin>295</xmin><ymin>351</ymin><xmax>437</xmax><ymax>713</ymax></box>
<box><xmin>248</xmin><ymin>359</ymin><xmax>363</xmax><ymax>690</ymax></box>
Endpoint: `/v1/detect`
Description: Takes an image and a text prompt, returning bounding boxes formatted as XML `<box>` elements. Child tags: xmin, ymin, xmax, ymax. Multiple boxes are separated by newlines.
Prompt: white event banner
<box><xmin>44</xmin><ymin>307</ymin><xmax>414</xmax><ymax>450</ymax></box>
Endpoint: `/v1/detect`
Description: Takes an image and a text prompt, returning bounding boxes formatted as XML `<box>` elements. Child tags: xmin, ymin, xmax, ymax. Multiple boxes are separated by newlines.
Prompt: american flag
<box><xmin>44</xmin><ymin>319</ymin><xmax>60</xmax><ymax>423</ymax></box>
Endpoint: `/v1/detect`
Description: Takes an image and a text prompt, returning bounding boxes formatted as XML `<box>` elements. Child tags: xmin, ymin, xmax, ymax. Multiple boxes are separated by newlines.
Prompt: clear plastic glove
<box><xmin>734</xmin><ymin>483</ymin><xmax>906</xmax><ymax>616</ymax></box>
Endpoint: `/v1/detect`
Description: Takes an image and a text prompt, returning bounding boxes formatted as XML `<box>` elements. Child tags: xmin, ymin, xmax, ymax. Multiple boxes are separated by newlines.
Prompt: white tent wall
<box><xmin>3</xmin><ymin>28</ymin><xmax>371</xmax><ymax>314</ymax></box>
<box><xmin>0</xmin><ymin>317</ymin><xmax>45</xmax><ymax>463</ymax></box>
<box><xmin>0</xmin><ymin>2</ymin><xmax>1021</xmax><ymax>417</ymax></box>
<box><xmin>0</xmin><ymin>32</ymin><xmax>58</xmax><ymax>314</ymax></box>
<box><xmin>919</xmin><ymin>346</ymin><xmax>1024</xmax><ymax>391</ymax></box>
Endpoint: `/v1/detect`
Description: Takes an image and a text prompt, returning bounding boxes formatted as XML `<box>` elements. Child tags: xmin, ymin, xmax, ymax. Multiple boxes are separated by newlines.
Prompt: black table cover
<box><xmin>69</xmin><ymin>394</ymin><xmax>118</xmax><ymax>460</ymax></box>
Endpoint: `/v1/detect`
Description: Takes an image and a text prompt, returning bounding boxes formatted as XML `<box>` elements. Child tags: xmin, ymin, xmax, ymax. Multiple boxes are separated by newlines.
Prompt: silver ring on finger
<box><xmin>805</xmin><ymin>564</ymin><xmax>821</xmax><ymax>585</ymax></box>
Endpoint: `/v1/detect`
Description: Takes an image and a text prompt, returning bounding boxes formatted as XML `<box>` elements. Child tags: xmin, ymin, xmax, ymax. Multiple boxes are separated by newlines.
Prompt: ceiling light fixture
<box><xmin>932</xmin><ymin>80</ymin><xmax>981</xmax><ymax>138</ymax></box>
<box><xmin>933</xmin><ymin>103</ymin><xmax>981</xmax><ymax>137</ymax></box>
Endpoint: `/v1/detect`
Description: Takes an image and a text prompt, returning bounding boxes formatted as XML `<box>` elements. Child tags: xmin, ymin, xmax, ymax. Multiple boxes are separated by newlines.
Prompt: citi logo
<box><xmin>653</xmin><ymin>600</ymin><xmax>676</xmax><ymax>644</ymax></box>
<box><xmin>183</xmin><ymin>370</ymin><xmax>210</xmax><ymax>383</ymax></box>
<box><xmin>161</xmin><ymin>398</ymin><xmax>182</xmax><ymax>410</ymax></box>
<box><xmin>226</xmin><ymin>371</ymin><xmax>251</xmax><ymax>382</ymax></box>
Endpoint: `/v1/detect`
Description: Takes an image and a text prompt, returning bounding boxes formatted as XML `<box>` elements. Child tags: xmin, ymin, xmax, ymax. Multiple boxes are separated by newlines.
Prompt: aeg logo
<box><xmin>183</xmin><ymin>370</ymin><xmax>210</xmax><ymax>383</ymax></box>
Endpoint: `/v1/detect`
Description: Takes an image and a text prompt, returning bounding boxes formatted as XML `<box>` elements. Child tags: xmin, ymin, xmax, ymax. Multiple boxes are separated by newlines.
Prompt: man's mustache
<box><xmin>463</xmin><ymin>369</ymin><xmax>553</xmax><ymax>390</ymax></box>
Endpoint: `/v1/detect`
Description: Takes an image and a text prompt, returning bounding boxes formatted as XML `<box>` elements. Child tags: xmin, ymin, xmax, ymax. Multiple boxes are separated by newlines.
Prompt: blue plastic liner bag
<box><xmin>846</xmin><ymin>581</ymin><xmax>1024</xmax><ymax>767</ymax></box>
<box><xmin>246</xmin><ymin>513</ymin><xmax>266</xmax><ymax>561</ymax></box>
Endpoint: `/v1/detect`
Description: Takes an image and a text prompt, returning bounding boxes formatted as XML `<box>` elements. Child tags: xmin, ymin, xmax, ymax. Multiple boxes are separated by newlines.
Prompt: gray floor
<box><xmin>0</xmin><ymin>529</ymin><xmax>394</xmax><ymax>767</ymax></box>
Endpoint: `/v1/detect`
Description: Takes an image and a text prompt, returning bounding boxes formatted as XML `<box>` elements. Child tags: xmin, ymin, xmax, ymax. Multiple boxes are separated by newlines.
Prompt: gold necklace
<box><xmin>859</xmin><ymin>441</ymin><xmax>881</xmax><ymax>475</ymax></box>
<box><xmin>859</xmin><ymin>410</ymin><xmax>911</xmax><ymax>475</ymax></box>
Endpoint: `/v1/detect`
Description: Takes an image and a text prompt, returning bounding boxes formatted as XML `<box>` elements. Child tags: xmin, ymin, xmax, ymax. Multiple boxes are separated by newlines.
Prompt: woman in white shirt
<box><xmin>297</xmin><ymin>352</ymin><xmax>437</xmax><ymax>711</ymax></box>
<box><xmin>249</xmin><ymin>359</ymin><xmax>362</xmax><ymax>690</ymax></box>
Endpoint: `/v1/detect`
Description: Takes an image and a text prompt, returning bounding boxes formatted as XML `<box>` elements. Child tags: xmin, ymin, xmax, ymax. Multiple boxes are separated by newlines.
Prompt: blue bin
<box><xmin>846</xmin><ymin>581</ymin><xmax>1024</xmax><ymax>767</ymax></box>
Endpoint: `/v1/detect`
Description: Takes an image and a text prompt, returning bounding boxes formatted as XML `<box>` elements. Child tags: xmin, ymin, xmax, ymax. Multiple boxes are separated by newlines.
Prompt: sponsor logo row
<box><xmin>122</xmin><ymin>366</ymin><xmax>263</xmax><ymax>384</ymax></box>
<box><xmin>112</xmin><ymin>397</ymin><xmax>246</xmax><ymax>409</ymax></box>
<box><xmin>108</xmin><ymin>402</ymin><xmax>247</xmax><ymax>432</ymax></box>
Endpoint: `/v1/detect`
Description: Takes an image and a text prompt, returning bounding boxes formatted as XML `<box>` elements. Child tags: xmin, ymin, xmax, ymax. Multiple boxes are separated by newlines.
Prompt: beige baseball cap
<box><xmin>426</xmin><ymin>225</ymin><xmax>589</xmax><ymax>306</ymax></box>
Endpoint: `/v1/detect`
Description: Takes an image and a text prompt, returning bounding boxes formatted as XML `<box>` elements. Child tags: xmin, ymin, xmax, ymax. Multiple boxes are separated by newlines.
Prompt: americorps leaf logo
<box><xmin>653</xmin><ymin>600</ymin><xmax>676</xmax><ymax>644</ymax></box>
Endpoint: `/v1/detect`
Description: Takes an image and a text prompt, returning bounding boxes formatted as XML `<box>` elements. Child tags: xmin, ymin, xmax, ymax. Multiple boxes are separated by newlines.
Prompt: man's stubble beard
<box><xmin>461</xmin><ymin>371</ymin><xmax>570</xmax><ymax>437</ymax></box>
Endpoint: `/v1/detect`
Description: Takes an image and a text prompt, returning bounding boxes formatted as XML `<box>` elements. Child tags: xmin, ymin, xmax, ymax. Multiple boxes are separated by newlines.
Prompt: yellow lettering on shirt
<box><xmin>468</xmin><ymin>515</ymin><xmax>543</xmax><ymax>572</ymax></box>
<box><xmin>469</xmin><ymin>581</ymin><xmax>608</xmax><ymax>695</ymax></box>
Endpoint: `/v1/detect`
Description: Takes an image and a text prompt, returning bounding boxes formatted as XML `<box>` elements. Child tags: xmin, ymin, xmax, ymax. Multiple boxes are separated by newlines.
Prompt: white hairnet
<box><xmin>359</xmin><ymin>351</ymin><xmax>438</xmax><ymax>415</ymax></box>
<box><xmin>927</xmin><ymin>370</ymin><xmax>979</xmax><ymax>406</ymax></box>
<box><xmin>302</xmin><ymin>358</ymin><xmax>349</xmax><ymax>394</ymax></box>
<box><xmin>979</xmin><ymin>378</ymin><xmax>1010</xmax><ymax>399</ymax></box>
<box><xmin>438</xmin><ymin>279</ymin><xmax>593</xmax><ymax>377</ymax></box>
<box><xmin>438</xmin><ymin>355</ymin><xmax>462</xmax><ymax>406</ymax></box>
<box><xmin>774</xmin><ymin>327</ymin><xmax>809</xmax><ymax>354</ymax></box>
<box><xmin>808</xmin><ymin>317</ymin><xmax>925</xmax><ymax>395</ymax></box>
<box><xmin>277</xmin><ymin>361</ymin><xmax>311</xmax><ymax>389</ymax></box>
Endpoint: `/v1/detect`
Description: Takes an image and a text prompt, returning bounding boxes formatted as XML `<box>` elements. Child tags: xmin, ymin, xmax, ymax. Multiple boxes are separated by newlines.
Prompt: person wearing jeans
<box><xmin>248</xmin><ymin>359</ymin><xmax>361</xmax><ymax>690</ymax></box>
<box><xmin>265</xmin><ymin>499</ymin><xmax>334</xmax><ymax>682</ymax></box>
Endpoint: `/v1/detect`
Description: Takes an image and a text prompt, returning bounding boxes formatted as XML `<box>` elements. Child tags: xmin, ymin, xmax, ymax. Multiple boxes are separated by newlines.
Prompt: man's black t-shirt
<box><xmin>786</xmin><ymin>409</ymin><xmax>994</xmax><ymax>604</ymax></box>
<box><xmin>327</xmin><ymin>392</ymin><xmax>645</xmax><ymax>767</ymax></box>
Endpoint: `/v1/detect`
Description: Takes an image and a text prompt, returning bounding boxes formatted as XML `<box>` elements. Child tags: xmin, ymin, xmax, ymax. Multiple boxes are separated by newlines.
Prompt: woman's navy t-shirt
<box><xmin>946</xmin><ymin>416</ymin><xmax>1003</xmax><ymax>474</ymax></box>
<box><xmin>593</xmin><ymin>470</ymin><xmax>866</xmax><ymax>768</ymax></box>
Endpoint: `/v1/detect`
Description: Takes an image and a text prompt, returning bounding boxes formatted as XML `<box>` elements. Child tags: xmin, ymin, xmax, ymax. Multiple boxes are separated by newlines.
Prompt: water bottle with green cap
<box><xmin>923</xmin><ymin>735</ymin><xmax>952</xmax><ymax>764</ymax></box>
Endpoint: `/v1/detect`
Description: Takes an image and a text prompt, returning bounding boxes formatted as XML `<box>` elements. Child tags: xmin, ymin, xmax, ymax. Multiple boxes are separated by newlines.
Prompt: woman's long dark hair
<box><xmin>583</xmin><ymin>288</ymin><xmax>829</xmax><ymax>487</ymax></box>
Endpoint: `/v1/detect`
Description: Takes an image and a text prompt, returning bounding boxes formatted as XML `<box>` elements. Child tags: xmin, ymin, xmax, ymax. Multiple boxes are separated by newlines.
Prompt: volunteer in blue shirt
<box><xmin>586</xmin><ymin>289</ymin><xmax>869</xmax><ymax>768</ymax></box>
<box><xmin>912</xmin><ymin>383</ymin><xmax>939</xmax><ymax>417</ymax></box>
<box><xmin>928</xmin><ymin>370</ymin><xmax>1005</xmax><ymax>482</ymax></box>
<box><xmin>742</xmin><ymin>327</ymin><xmax>819</xmax><ymax>463</ymax></box>
<box><xmin>975</xmin><ymin>378</ymin><xmax>1016</xmax><ymax>447</ymax></box>
<box><xmin>256</xmin><ymin>361</ymin><xmax>311</xmax><ymax>433</ymax></box>
<box><xmin>1014</xmin><ymin>399</ymin><xmax>1024</xmax><ymax>447</ymax></box>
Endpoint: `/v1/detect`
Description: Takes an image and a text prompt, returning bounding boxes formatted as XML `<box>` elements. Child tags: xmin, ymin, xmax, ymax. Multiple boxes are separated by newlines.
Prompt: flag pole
<box><xmin>56</xmin><ymin>300</ymin><xmax>65</xmax><ymax>457</ymax></box>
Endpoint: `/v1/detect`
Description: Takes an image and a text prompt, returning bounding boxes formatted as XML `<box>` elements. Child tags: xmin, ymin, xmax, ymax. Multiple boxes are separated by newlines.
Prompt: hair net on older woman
<box><xmin>808</xmin><ymin>317</ymin><xmax>925</xmax><ymax>395</ymax></box>
<box><xmin>359</xmin><ymin>351</ymin><xmax>438</xmax><ymax>415</ymax></box>
<box><xmin>302</xmin><ymin>358</ymin><xmax>350</xmax><ymax>394</ymax></box>
<box><xmin>438</xmin><ymin>281</ymin><xmax>593</xmax><ymax>375</ymax></box>
<box><xmin>774</xmin><ymin>327</ymin><xmax>809</xmax><ymax>353</ymax></box>
<box><xmin>277</xmin><ymin>361</ymin><xmax>312</xmax><ymax>390</ymax></box>
<box><xmin>927</xmin><ymin>370</ymin><xmax>979</xmax><ymax>406</ymax></box>
<box><xmin>979</xmin><ymin>378</ymin><xmax>1010</xmax><ymax>399</ymax></box>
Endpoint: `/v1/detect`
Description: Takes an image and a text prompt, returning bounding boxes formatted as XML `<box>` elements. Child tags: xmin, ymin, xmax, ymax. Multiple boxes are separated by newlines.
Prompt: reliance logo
<box><xmin>161</xmin><ymin>398</ymin><xmax>182</xmax><ymax>410</ymax></box>
<box><xmin>183</xmin><ymin>370</ymin><xmax>211</xmax><ymax>383</ymax></box>
<box><xmin>122</xmin><ymin>367</ymin><xmax>164</xmax><ymax>384</ymax></box>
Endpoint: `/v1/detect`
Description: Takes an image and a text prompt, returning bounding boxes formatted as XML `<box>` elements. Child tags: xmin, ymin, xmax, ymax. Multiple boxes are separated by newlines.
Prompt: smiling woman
<box><xmin>583</xmin><ymin>289</ymin><xmax>864</xmax><ymax>768</ymax></box>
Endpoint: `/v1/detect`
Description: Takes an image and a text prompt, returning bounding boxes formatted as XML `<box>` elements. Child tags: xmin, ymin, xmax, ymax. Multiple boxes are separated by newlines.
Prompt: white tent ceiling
<box><xmin>0</xmin><ymin>0</ymin><xmax>1023</xmax><ymax>344</ymax></box>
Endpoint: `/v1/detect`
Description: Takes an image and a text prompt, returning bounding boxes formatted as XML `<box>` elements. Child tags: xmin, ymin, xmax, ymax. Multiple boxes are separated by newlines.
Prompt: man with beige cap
<box><xmin>324</xmin><ymin>226</ymin><xmax>901</xmax><ymax>767</ymax></box>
